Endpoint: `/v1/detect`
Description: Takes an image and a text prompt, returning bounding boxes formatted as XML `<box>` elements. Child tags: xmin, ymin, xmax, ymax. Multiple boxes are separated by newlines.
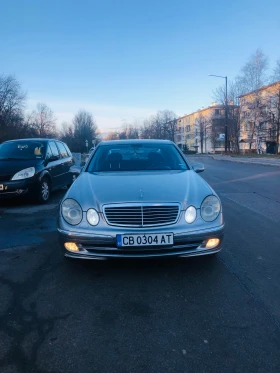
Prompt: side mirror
<box><xmin>70</xmin><ymin>165</ymin><xmax>82</xmax><ymax>178</ymax></box>
<box><xmin>192</xmin><ymin>163</ymin><xmax>204</xmax><ymax>173</ymax></box>
<box><xmin>46</xmin><ymin>154</ymin><xmax>60</xmax><ymax>163</ymax></box>
<box><xmin>48</xmin><ymin>155</ymin><xmax>59</xmax><ymax>162</ymax></box>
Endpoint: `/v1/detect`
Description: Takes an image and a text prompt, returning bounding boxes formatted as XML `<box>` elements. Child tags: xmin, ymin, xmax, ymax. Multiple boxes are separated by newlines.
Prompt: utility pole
<box><xmin>225</xmin><ymin>76</ymin><xmax>228</xmax><ymax>153</ymax></box>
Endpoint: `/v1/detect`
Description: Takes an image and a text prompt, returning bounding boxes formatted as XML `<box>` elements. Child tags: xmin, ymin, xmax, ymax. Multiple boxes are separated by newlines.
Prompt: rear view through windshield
<box><xmin>0</xmin><ymin>141</ymin><xmax>46</xmax><ymax>160</ymax></box>
<box><xmin>87</xmin><ymin>143</ymin><xmax>189</xmax><ymax>172</ymax></box>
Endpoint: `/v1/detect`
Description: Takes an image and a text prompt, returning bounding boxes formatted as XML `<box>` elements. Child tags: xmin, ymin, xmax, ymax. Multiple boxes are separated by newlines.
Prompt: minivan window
<box><xmin>49</xmin><ymin>142</ymin><xmax>59</xmax><ymax>157</ymax></box>
<box><xmin>45</xmin><ymin>145</ymin><xmax>53</xmax><ymax>159</ymax></box>
<box><xmin>0</xmin><ymin>141</ymin><xmax>46</xmax><ymax>160</ymax></box>
<box><xmin>57</xmin><ymin>142</ymin><xmax>68</xmax><ymax>158</ymax></box>
<box><xmin>64</xmin><ymin>144</ymin><xmax>72</xmax><ymax>157</ymax></box>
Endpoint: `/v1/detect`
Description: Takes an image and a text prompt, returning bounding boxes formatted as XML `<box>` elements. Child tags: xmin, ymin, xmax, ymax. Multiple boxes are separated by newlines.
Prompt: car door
<box><xmin>46</xmin><ymin>141</ymin><xmax>63</xmax><ymax>188</ymax></box>
<box><xmin>55</xmin><ymin>141</ymin><xmax>74</xmax><ymax>186</ymax></box>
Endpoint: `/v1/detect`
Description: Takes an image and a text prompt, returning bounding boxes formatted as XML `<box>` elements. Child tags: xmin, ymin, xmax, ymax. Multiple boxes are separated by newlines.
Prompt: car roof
<box><xmin>3</xmin><ymin>138</ymin><xmax>57</xmax><ymax>143</ymax></box>
<box><xmin>98</xmin><ymin>139</ymin><xmax>174</xmax><ymax>146</ymax></box>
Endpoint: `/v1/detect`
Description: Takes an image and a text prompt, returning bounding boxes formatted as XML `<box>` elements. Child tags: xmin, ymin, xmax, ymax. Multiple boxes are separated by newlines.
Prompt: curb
<box><xmin>211</xmin><ymin>156</ymin><xmax>280</xmax><ymax>168</ymax></box>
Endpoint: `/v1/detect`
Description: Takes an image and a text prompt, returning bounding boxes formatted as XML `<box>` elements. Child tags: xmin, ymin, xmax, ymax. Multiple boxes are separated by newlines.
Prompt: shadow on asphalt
<box><xmin>61</xmin><ymin>254</ymin><xmax>219</xmax><ymax>278</ymax></box>
<box><xmin>0</xmin><ymin>189</ymin><xmax>66</xmax><ymax>208</ymax></box>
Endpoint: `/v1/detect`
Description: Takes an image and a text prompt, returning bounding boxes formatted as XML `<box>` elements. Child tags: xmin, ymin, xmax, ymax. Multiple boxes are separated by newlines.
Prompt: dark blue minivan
<box><xmin>0</xmin><ymin>138</ymin><xmax>74</xmax><ymax>203</ymax></box>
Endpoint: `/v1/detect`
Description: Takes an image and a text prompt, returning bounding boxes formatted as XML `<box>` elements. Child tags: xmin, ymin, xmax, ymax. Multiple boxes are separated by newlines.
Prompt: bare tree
<box><xmin>139</xmin><ymin>110</ymin><xmax>177</xmax><ymax>140</ymax></box>
<box><xmin>228</xmin><ymin>107</ymin><xmax>241</xmax><ymax>152</ymax></box>
<box><xmin>271</xmin><ymin>59</ymin><xmax>280</xmax><ymax>83</ymax></box>
<box><xmin>194</xmin><ymin>113</ymin><xmax>211</xmax><ymax>153</ymax></box>
<box><xmin>243</xmin><ymin>90</ymin><xmax>263</xmax><ymax>151</ymax></box>
<box><xmin>0</xmin><ymin>74</ymin><xmax>26</xmax><ymax>142</ymax></box>
<box><xmin>208</xmin><ymin>120</ymin><xmax>220</xmax><ymax>153</ymax></box>
<box><xmin>105</xmin><ymin>132</ymin><xmax>119</xmax><ymax>140</ymax></box>
<box><xmin>264</xmin><ymin>85</ymin><xmax>280</xmax><ymax>153</ymax></box>
<box><xmin>213</xmin><ymin>78</ymin><xmax>245</xmax><ymax>106</ymax></box>
<box><xmin>238</xmin><ymin>49</ymin><xmax>269</xmax><ymax>92</ymax></box>
<box><xmin>60</xmin><ymin>122</ymin><xmax>75</xmax><ymax>149</ymax></box>
<box><xmin>29</xmin><ymin>103</ymin><xmax>57</xmax><ymax>138</ymax></box>
<box><xmin>73</xmin><ymin>110</ymin><xmax>98</xmax><ymax>152</ymax></box>
<box><xmin>159</xmin><ymin>110</ymin><xmax>177</xmax><ymax>141</ymax></box>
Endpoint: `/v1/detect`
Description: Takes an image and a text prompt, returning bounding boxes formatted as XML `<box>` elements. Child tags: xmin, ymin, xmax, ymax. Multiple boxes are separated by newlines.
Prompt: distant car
<box><xmin>0</xmin><ymin>138</ymin><xmax>74</xmax><ymax>203</ymax></box>
<box><xmin>58</xmin><ymin>139</ymin><xmax>224</xmax><ymax>260</ymax></box>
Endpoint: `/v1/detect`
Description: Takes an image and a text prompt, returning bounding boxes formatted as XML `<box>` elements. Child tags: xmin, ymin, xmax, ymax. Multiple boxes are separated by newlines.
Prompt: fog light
<box><xmin>64</xmin><ymin>242</ymin><xmax>79</xmax><ymax>252</ymax></box>
<box><xmin>206</xmin><ymin>238</ymin><xmax>220</xmax><ymax>249</ymax></box>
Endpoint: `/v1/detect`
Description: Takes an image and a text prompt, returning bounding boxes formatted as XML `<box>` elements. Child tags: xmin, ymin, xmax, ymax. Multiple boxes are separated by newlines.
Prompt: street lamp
<box><xmin>208</xmin><ymin>74</ymin><xmax>228</xmax><ymax>153</ymax></box>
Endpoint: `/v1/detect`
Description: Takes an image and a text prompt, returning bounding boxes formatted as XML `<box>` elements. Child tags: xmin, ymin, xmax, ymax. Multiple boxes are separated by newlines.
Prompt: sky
<box><xmin>1</xmin><ymin>0</ymin><xmax>280</xmax><ymax>133</ymax></box>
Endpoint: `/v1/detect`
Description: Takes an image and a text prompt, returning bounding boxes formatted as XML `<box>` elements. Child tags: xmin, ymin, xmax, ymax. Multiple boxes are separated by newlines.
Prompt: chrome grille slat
<box><xmin>103</xmin><ymin>203</ymin><xmax>180</xmax><ymax>227</ymax></box>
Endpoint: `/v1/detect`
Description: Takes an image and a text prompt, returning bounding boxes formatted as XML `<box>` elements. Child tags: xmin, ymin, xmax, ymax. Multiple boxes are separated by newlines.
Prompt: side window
<box><xmin>45</xmin><ymin>145</ymin><xmax>53</xmax><ymax>159</ymax></box>
<box><xmin>49</xmin><ymin>142</ymin><xmax>59</xmax><ymax>157</ymax></box>
<box><xmin>56</xmin><ymin>142</ymin><xmax>68</xmax><ymax>158</ymax></box>
<box><xmin>64</xmin><ymin>144</ymin><xmax>72</xmax><ymax>157</ymax></box>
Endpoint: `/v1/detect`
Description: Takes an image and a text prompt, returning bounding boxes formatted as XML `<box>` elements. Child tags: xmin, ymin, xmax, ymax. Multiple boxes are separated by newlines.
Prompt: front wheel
<box><xmin>37</xmin><ymin>178</ymin><xmax>51</xmax><ymax>203</ymax></box>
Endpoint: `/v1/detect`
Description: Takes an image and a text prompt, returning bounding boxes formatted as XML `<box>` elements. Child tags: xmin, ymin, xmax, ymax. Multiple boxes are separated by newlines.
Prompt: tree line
<box><xmin>0</xmin><ymin>74</ymin><xmax>99</xmax><ymax>152</ymax></box>
<box><xmin>1</xmin><ymin>49</ymin><xmax>279</xmax><ymax>153</ymax></box>
<box><xmin>105</xmin><ymin>110</ymin><xmax>178</xmax><ymax>142</ymax></box>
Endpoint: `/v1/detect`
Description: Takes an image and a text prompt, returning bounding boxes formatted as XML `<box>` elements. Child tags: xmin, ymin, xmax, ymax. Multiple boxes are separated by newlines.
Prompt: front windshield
<box><xmin>87</xmin><ymin>143</ymin><xmax>189</xmax><ymax>172</ymax></box>
<box><xmin>0</xmin><ymin>141</ymin><xmax>46</xmax><ymax>160</ymax></box>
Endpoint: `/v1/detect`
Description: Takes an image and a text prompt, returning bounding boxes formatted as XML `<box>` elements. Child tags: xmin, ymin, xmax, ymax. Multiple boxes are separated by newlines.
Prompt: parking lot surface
<box><xmin>0</xmin><ymin>159</ymin><xmax>280</xmax><ymax>373</ymax></box>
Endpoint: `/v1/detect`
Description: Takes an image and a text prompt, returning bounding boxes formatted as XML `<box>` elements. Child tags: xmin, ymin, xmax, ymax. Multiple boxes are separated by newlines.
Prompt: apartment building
<box><xmin>175</xmin><ymin>104</ymin><xmax>239</xmax><ymax>153</ymax></box>
<box><xmin>239</xmin><ymin>81</ymin><xmax>280</xmax><ymax>154</ymax></box>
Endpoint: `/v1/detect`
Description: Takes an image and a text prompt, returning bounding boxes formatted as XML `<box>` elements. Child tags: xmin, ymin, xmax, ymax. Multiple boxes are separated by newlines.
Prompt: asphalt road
<box><xmin>0</xmin><ymin>159</ymin><xmax>280</xmax><ymax>373</ymax></box>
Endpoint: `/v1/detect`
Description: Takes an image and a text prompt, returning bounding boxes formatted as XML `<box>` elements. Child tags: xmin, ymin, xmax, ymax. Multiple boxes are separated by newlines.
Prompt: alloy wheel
<box><xmin>41</xmin><ymin>181</ymin><xmax>49</xmax><ymax>201</ymax></box>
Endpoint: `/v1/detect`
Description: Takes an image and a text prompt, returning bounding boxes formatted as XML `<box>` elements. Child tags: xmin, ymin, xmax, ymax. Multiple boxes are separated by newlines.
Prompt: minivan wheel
<box><xmin>37</xmin><ymin>178</ymin><xmax>51</xmax><ymax>203</ymax></box>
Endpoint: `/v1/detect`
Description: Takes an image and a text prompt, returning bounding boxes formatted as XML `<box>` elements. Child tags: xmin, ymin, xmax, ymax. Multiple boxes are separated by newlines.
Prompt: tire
<box><xmin>37</xmin><ymin>177</ymin><xmax>51</xmax><ymax>204</ymax></box>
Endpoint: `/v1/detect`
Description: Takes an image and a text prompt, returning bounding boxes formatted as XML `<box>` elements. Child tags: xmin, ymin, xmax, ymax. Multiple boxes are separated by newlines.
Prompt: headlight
<box><xmin>61</xmin><ymin>199</ymin><xmax>83</xmax><ymax>225</ymax></box>
<box><xmin>185</xmin><ymin>206</ymin><xmax>197</xmax><ymax>223</ymax></box>
<box><xmin>87</xmin><ymin>208</ymin><xmax>99</xmax><ymax>226</ymax></box>
<box><xmin>201</xmin><ymin>195</ymin><xmax>221</xmax><ymax>222</ymax></box>
<box><xmin>11</xmin><ymin>167</ymin><xmax>35</xmax><ymax>180</ymax></box>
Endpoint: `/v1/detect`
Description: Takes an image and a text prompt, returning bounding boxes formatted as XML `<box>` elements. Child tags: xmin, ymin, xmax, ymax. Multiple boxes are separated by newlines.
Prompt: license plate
<box><xmin>0</xmin><ymin>185</ymin><xmax>3</xmax><ymax>191</ymax></box>
<box><xmin>117</xmin><ymin>233</ymin><xmax>173</xmax><ymax>247</ymax></box>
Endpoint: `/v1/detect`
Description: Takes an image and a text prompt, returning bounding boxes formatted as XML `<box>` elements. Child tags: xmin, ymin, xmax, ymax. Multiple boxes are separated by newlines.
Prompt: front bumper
<box><xmin>58</xmin><ymin>225</ymin><xmax>224</xmax><ymax>259</ymax></box>
<box><xmin>0</xmin><ymin>178</ymin><xmax>39</xmax><ymax>198</ymax></box>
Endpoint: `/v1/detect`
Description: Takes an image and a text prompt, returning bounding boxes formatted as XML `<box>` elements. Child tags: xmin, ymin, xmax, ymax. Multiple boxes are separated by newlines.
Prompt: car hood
<box><xmin>0</xmin><ymin>159</ymin><xmax>44</xmax><ymax>176</ymax></box>
<box><xmin>66</xmin><ymin>170</ymin><xmax>213</xmax><ymax>211</ymax></box>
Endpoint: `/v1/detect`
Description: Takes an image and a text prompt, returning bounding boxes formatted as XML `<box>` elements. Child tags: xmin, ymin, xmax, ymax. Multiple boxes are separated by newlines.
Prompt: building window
<box><xmin>186</xmin><ymin>125</ymin><xmax>190</xmax><ymax>132</ymax></box>
<box><xmin>215</xmin><ymin>109</ymin><xmax>220</xmax><ymax>115</ymax></box>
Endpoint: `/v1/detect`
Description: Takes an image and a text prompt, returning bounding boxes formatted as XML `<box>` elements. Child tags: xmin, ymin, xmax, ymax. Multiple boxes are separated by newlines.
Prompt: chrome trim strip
<box><xmin>57</xmin><ymin>228</ymin><xmax>112</xmax><ymax>239</ymax></box>
<box><xmin>57</xmin><ymin>224</ymin><xmax>224</xmax><ymax>239</ymax></box>
<box><xmin>64</xmin><ymin>246</ymin><xmax>221</xmax><ymax>260</ymax></box>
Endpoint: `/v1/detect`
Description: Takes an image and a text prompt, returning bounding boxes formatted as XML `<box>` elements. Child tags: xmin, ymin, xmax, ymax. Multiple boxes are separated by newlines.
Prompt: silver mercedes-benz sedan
<box><xmin>57</xmin><ymin>140</ymin><xmax>224</xmax><ymax>259</ymax></box>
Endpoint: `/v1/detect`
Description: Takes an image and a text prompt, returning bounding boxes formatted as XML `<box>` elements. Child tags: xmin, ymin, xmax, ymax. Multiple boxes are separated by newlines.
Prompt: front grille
<box><xmin>103</xmin><ymin>204</ymin><xmax>180</xmax><ymax>227</ymax></box>
<box><xmin>0</xmin><ymin>174</ymin><xmax>12</xmax><ymax>182</ymax></box>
